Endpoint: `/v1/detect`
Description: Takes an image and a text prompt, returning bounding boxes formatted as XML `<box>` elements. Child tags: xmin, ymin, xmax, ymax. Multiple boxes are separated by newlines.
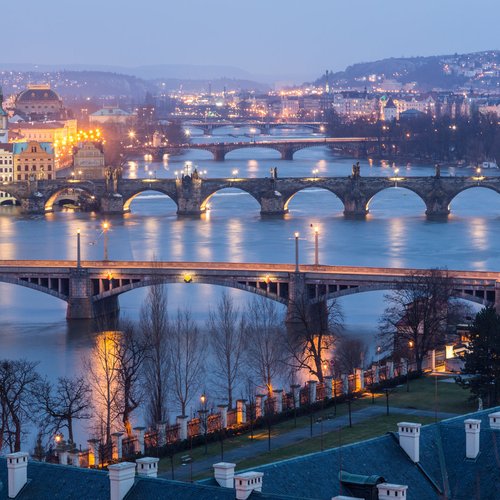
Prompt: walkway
<box><xmin>160</xmin><ymin>405</ymin><xmax>457</xmax><ymax>481</ymax></box>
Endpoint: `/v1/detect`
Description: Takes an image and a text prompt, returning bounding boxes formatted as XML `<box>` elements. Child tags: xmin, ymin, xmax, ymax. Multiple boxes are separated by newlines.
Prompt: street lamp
<box><xmin>294</xmin><ymin>232</ymin><xmax>300</xmax><ymax>273</ymax></box>
<box><xmin>199</xmin><ymin>393</ymin><xmax>208</xmax><ymax>455</ymax></box>
<box><xmin>312</xmin><ymin>225</ymin><xmax>319</xmax><ymax>267</ymax></box>
<box><xmin>102</xmin><ymin>221</ymin><xmax>110</xmax><ymax>261</ymax></box>
<box><xmin>394</xmin><ymin>168</ymin><xmax>399</xmax><ymax>188</ymax></box>
<box><xmin>76</xmin><ymin>228</ymin><xmax>81</xmax><ymax>268</ymax></box>
<box><xmin>312</xmin><ymin>168</ymin><xmax>319</xmax><ymax>179</ymax></box>
<box><xmin>232</xmin><ymin>169</ymin><xmax>239</xmax><ymax>179</ymax></box>
<box><xmin>407</xmin><ymin>340</ymin><xmax>414</xmax><ymax>393</ymax></box>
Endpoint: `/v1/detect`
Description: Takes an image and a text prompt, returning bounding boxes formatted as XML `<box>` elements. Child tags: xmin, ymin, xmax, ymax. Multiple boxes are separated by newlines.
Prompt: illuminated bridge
<box><xmin>126</xmin><ymin>137</ymin><xmax>377</xmax><ymax>161</ymax></box>
<box><xmin>2</xmin><ymin>166</ymin><xmax>499</xmax><ymax>217</ymax></box>
<box><xmin>0</xmin><ymin>260</ymin><xmax>498</xmax><ymax>319</ymax></box>
<box><xmin>181</xmin><ymin>120</ymin><xmax>327</xmax><ymax>135</ymax></box>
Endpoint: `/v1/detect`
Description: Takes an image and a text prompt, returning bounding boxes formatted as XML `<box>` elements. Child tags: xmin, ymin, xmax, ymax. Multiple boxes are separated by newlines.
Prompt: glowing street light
<box><xmin>102</xmin><ymin>221</ymin><xmax>110</xmax><ymax>261</ymax></box>
<box><xmin>232</xmin><ymin>169</ymin><xmax>239</xmax><ymax>179</ymax></box>
<box><xmin>312</xmin><ymin>168</ymin><xmax>319</xmax><ymax>179</ymax></box>
<box><xmin>76</xmin><ymin>228</ymin><xmax>81</xmax><ymax>268</ymax></box>
<box><xmin>312</xmin><ymin>225</ymin><xmax>319</xmax><ymax>267</ymax></box>
<box><xmin>294</xmin><ymin>232</ymin><xmax>300</xmax><ymax>273</ymax></box>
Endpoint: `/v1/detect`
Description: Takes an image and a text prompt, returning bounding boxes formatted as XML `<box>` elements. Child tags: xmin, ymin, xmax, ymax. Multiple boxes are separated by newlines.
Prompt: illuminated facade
<box><xmin>0</xmin><ymin>143</ymin><xmax>14</xmax><ymax>204</ymax></box>
<box><xmin>13</xmin><ymin>141</ymin><xmax>54</xmax><ymax>181</ymax></box>
<box><xmin>14</xmin><ymin>84</ymin><xmax>68</xmax><ymax>121</ymax></box>
<box><xmin>73</xmin><ymin>141</ymin><xmax>105</xmax><ymax>179</ymax></box>
<box><xmin>0</xmin><ymin>87</ymin><xmax>8</xmax><ymax>142</ymax></box>
<box><xmin>8</xmin><ymin>120</ymin><xmax>78</xmax><ymax>143</ymax></box>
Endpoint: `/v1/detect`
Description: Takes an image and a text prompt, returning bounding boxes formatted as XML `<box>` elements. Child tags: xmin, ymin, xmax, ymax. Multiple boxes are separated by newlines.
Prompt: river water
<box><xmin>1</xmin><ymin>126</ymin><xmax>499</xmax><ymax>441</ymax></box>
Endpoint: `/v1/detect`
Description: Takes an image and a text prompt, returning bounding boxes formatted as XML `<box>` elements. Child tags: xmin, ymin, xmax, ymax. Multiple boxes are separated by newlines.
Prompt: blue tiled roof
<box><xmin>12</xmin><ymin>142</ymin><xmax>54</xmax><ymax>155</ymax></box>
<box><xmin>248</xmin><ymin>407</ymin><xmax>500</xmax><ymax>500</ymax></box>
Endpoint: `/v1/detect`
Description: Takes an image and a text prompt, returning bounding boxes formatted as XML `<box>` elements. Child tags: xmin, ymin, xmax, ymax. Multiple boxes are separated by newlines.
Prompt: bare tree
<box><xmin>84</xmin><ymin>333</ymin><xmax>120</xmax><ymax>445</ymax></box>
<box><xmin>0</xmin><ymin>359</ymin><xmax>40</xmax><ymax>452</ymax></box>
<box><xmin>334</xmin><ymin>337</ymin><xmax>368</xmax><ymax>375</ymax></box>
<box><xmin>378</xmin><ymin>268</ymin><xmax>457</xmax><ymax>372</ymax></box>
<box><xmin>285</xmin><ymin>296</ymin><xmax>343</xmax><ymax>382</ymax></box>
<box><xmin>207</xmin><ymin>293</ymin><xmax>245</xmax><ymax>409</ymax></box>
<box><xmin>141</xmin><ymin>283</ymin><xmax>170</xmax><ymax>425</ymax></box>
<box><xmin>112</xmin><ymin>319</ymin><xmax>148</xmax><ymax>436</ymax></box>
<box><xmin>170</xmin><ymin>309</ymin><xmax>206</xmax><ymax>416</ymax></box>
<box><xmin>35</xmin><ymin>376</ymin><xmax>91</xmax><ymax>444</ymax></box>
<box><xmin>244</xmin><ymin>298</ymin><xmax>285</xmax><ymax>397</ymax></box>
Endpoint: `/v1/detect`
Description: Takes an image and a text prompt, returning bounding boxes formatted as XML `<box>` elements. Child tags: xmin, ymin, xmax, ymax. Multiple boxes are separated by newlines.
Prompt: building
<box><xmin>13</xmin><ymin>141</ymin><xmax>54</xmax><ymax>181</ymax></box>
<box><xmin>73</xmin><ymin>141</ymin><xmax>105</xmax><ymax>179</ymax></box>
<box><xmin>0</xmin><ymin>87</ymin><xmax>8</xmax><ymax>143</ymax></box>
<box><xmin>0</xmin><ymin>143</ymin><xmax>14</xmax><ymax>205</ymax></box>
<box><xmin>382</xmin><ymin>97</ymin><xmax>397</xmax><ymax>121</ymax></box>
<box><xmin>14</xmin><ymin>84</ymin><xmax>69</xmax><ymax>121</ymax></box>
<box><xmin>90</xmin><ymin>106</ymin><xmax>134</xmax><ymax>125</ymax></box>
<box><xmin>8</xmin><ymin>119</ymin><xmax>78</xmax><ymax>144</ymax></box>
<box><xmin>332</xmin><ymin>91</ymin><xmax>379</xmax><ymax>120</ymax></box>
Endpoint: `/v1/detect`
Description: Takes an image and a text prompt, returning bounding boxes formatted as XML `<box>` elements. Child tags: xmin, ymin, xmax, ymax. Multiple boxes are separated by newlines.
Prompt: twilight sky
<box><xmin>3</xmin><ymin>0</ymin><xmax>499</xmax><ymax>82</ymax></box>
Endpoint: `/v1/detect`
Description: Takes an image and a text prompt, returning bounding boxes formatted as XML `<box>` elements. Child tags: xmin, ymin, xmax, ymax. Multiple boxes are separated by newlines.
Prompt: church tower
<box><xmin>0</xmin><ymin>87</ymin><xmax>8</xmax><ymax>143</ymax></box>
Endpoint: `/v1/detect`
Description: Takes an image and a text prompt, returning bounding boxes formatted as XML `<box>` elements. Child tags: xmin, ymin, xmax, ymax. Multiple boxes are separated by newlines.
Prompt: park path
<box><xmin>159</xmin><ymin>405</ymin><xmax>457</xmax><ymax>481</ymax></box>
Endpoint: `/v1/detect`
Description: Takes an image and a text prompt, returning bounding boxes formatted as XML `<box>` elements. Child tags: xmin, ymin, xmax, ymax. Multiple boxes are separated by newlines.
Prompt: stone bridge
<box><xmin>128</xmin><ymin>137</ymin><xmax>376</xmax><ymax>161</ymax></box>
<box><xmin>182</xmin><ymin>121</ymin><xmax>326</xmax><ymax>135</ymax></box>
<box><xmin>0</xmin><ymin>260</ymin><xmax>498</xmax><ymax>320</ymax></box>
<box><xmin>2</xmin><ymin>168</ymin><xmax>500</xmax><ymax>217</ymax></box>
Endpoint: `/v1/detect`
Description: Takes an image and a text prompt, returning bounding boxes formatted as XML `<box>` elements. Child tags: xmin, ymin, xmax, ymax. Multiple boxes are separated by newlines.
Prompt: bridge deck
<box><xmin>0</xmin><ymin>260</ymin><xmax>498</xmax><ymax>282</ymax></box>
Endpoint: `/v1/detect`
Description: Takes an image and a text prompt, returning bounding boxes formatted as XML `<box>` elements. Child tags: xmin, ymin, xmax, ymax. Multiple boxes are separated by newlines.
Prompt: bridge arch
<box><xmin>200</xmin><ymin>186</ymin><xmax>262</xmax><ymax>211</ymax></box>
<box><xmin>224</xmin><ymin>146</ymin><xmax>282</xmax><ymax>160</ymax></box>
<box><xmin>0</xmin><ymin>275</ymin><xmax>69</xmax><ymax>302</ymax></box>
<box><xmin>284</xmin><ymin>186</ymin><xmax>345</xmax><ymax>212</ymax></box>
<box><xmin>316</xmin><ymin>284</ymin><xmax>492</xmax><ymax>308</ymax></box>
<box><xmin>448</xmin><ymin>185</ymin><xmax>500</xmax><ymax>214</ymax></box>
<box><xmin>366</xmin><ymin>185</ymin><xmax>427</xmax><ymax>214</ymax></box>
<box><xmin>123</xmin><ymin>188</ymin><xmax>178</xmax><ymax>212</ymax></box>
<box><xmin>44</xmin><ymin>185</ymin><xmax>97</xmax><ymax>212</ymax></box>
<box><xmin>92</xmin><ymin>276</ymin><xmax>287</xmax><ymax>305</ymax></box>
<box><xmin>0</xmin><ymin>185</ymin><xmax>23</xmax><ymax>206</ymax></box>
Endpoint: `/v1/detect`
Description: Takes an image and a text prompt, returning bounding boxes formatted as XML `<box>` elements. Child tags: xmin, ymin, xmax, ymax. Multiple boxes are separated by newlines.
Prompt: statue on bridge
<box><xmin>351</xmin><ymin>162</ymin><xmax>361</xmax><ymax>179</ymax></box>
<box><xmin>435</xmin><ymin>164</ymin><xmax>441</xmax><ymax>178</ymax></box>
<box><xmin>105</xmin><ymin>167</ymin><xmax>122</xmax><ymax>193</ymax></box>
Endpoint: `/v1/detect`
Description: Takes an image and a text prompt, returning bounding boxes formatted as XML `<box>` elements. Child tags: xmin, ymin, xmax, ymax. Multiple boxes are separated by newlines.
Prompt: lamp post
<box><xmin>76</xmin><ymin>228</ymin><xmax>81</xmax><ymax>268</ymax></box>
<box><xmin>313</xmin><ymin>226</ymin><xmax>319</xmax><ymax>267</ymax></box>
<box><xmin>407</xmin><ymin>340</ymin><xmax>414</xmax><ymax>393</ymax></box>
<box><xmin>394</xmin><ymin>168</ymin><xmax>399</xmax><ymax>188</ymax></box>
<box><xmin>294</xmin><ymin>232</ymin><xmax>300</xmax><ymax>273</ymax></box>
<box><xmin>476</xmin><ymin>167</ymin><xmax>481</xmax><ymax>186</ymax></box>
<box><xmin>199</xmin><ymin>393</ymin><xmax>208</xmax><ymax>455</ymax></box>
<box><xmin>102</xmin><ymin>221</ymin><xmax>110</xmax><ymax>261</ymax></box>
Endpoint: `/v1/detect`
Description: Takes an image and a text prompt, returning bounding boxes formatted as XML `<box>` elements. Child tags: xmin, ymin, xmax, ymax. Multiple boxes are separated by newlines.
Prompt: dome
<box><xmin>16</xmin><ymin>87</ymin><xmax>61</xmax><ymax>104</ymax></box>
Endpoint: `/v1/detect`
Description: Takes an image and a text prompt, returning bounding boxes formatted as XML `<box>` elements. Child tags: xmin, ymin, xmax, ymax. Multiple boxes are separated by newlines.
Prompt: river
<box><xmin>0</xmin><ymin>125</ymin><xmax>499</xmax><ymax>443</ymax></box>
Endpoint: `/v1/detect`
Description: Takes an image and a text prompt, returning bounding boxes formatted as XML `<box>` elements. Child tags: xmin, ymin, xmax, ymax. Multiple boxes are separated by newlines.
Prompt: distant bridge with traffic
<box><xmin>0</xmin><ymin>260</ymin><xmax>497</xmax><ymax>319</ymax></box>
<box><xmin>180</xmin><ymin>120</ymin><xmax>327</xmax><ymax>135</ymax></box>
<box><xmin>126</xmin><ymin>137</ymin><xmax>377</xmax><ymax>161</ymax></box>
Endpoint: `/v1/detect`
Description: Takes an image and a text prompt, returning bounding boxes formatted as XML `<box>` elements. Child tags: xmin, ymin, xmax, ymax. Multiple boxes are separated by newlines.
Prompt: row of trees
<box><xmin>326</xmin><ymin>109</ymin><xmax>500</xmax><ymax>163</ymax></box>
<box><xmin>4</xmin><ymin>268</ymin><xmax>490</xmax><ymax>454</ymax></box>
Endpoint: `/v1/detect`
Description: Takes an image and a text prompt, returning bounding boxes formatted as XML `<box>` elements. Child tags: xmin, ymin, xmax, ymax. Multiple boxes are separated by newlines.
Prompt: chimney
<box><xmin>108</xmin><ymin>462</ymin><xmax>136</xmax><ymax>500</ymax></box>
<box><xmin>377</xmin><ymin>483</ymin><xmax>408</xmax><ymax>499</ymax></box>
<box><xmin>489</xmin><ymin>411</ymin><xmax>500</xmax><ymax>430</ymax></box>
<box><xmin>6</xmin><ymin>452</ymin><xmax>28</xmax><ymax>499</ymax></box>
<box><xmin>397</xmin><ymin>422</ymin><xmax>421</xmax><ymax>462</ymax></box>
<box><xmin>136</xmin><ymin>457</ymin><xmax>159</xmax><ymax>478</ymax></box>
<box><xmin>465</xmin><ymin>418</ymin><xmax>481</xmax><ymax>459</ymax></box>
<box><xmin>234</xmin><ymin>472</ymin><xmax>263</xmax><ymax>500</ymax></box>
<box><xmin>213</xmin><ymin>462</ymin><xmax>236</xmax><ymax>488</ymax></box>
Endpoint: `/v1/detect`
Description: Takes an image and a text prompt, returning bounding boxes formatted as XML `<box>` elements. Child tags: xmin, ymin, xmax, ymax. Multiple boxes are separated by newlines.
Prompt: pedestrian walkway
<box><xmin>160</xmin><ymin>405</ymin><xmax>458</xmax><ymax>481</ymax></box>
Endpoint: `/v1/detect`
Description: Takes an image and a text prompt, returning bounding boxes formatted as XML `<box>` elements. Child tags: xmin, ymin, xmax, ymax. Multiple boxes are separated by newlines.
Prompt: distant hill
<box><xmin>316</xmin><ymin>50</ymin><xmax>500</xmax><ymax>90</ymax></box>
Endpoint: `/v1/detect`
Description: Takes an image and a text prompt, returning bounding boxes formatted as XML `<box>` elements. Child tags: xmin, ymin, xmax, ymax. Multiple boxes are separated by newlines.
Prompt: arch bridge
<box><xmin>128</xmin><ymin>137</ymin><xmax>376</xmax><ymax>161</ymax></box>
<box><xmin>0</xmin><ymin>260</ymin><xmax>498</xmax><ymax>320</ymax></box>
<box><xmin>3</xmin><ymin>171</ymin><xmax>500</xmax><ymax>218</ymax></box>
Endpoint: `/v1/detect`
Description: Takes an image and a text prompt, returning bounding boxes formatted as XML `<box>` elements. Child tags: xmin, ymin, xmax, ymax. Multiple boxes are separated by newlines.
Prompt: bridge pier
<box><xmin>280</xmin><ymin>148</ymin><xmax>294</xmax><ymax>161</ymax></box>
<box><xmin>100</xmin><ymin>194</ymin><xmax>125</xmax><ymax>214</ymax></box>
<box><xmin>20</xmin><ymin>195</ymin><xmax>46</xmax><ymax>214</ymax></box>
<box><xmin>213</xmin><ymin>148</ymin><xmax>226</xmax><ymax>161</ymax></box>
<box><xmin>343</xmin><ymin>194</ymin><xmax>368</xmax><ymax>218</ymax></box>
<box><xmin>425</xmin><ymin>200</ymin><xmax>450</xmax><ymax>218</ymax></box>
<box><xmin>67</xmin><ymin>268</ymin><xmax>121</xmax><ymax>319</ymax></box>
<box><xmin>176</xmin><ymin>177</ymin><xmax>204</xmax><ymax>216</ymax></box>
<box><xmin>260</xmin><ymin>190</ymin><xmax>288</xmax><ymax>216</ymax></box>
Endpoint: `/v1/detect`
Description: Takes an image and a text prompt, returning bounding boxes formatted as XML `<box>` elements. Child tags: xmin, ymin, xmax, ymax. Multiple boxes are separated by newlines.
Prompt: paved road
<box><xmin>160</xmin><ymin>405</ymin><xmax>457</xmax><ymax>481</ymax></box>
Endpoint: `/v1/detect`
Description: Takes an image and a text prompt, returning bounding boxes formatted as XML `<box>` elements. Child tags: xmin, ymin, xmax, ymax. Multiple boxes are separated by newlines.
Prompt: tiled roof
<box><xmin>248</xmin><ymin>407</ymin><xmax>500</xmax><ymax>500</ymax></box>
<box><xmin>12</xmin><ymin>142</ymin><xmax>54</xmax><ymax>155</ymax></box>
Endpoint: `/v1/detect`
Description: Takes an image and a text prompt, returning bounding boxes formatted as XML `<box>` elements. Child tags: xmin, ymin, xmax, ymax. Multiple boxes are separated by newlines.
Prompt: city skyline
<box><xmin>2</xmin><ymin>0</ymin><xmax>500</xmax><ymax>83</ymax></box>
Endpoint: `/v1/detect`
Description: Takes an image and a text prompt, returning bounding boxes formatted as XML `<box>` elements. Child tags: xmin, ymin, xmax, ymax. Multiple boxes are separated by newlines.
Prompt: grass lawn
<box><xmin>158</xmin><ymin>374</ymin><xmax>473</xmax><ymax>475</ymax></box>
<box><xmin>231</xmin><ymin>413</ymin><xmax>437</xmax><ymax>474</ymax></box>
